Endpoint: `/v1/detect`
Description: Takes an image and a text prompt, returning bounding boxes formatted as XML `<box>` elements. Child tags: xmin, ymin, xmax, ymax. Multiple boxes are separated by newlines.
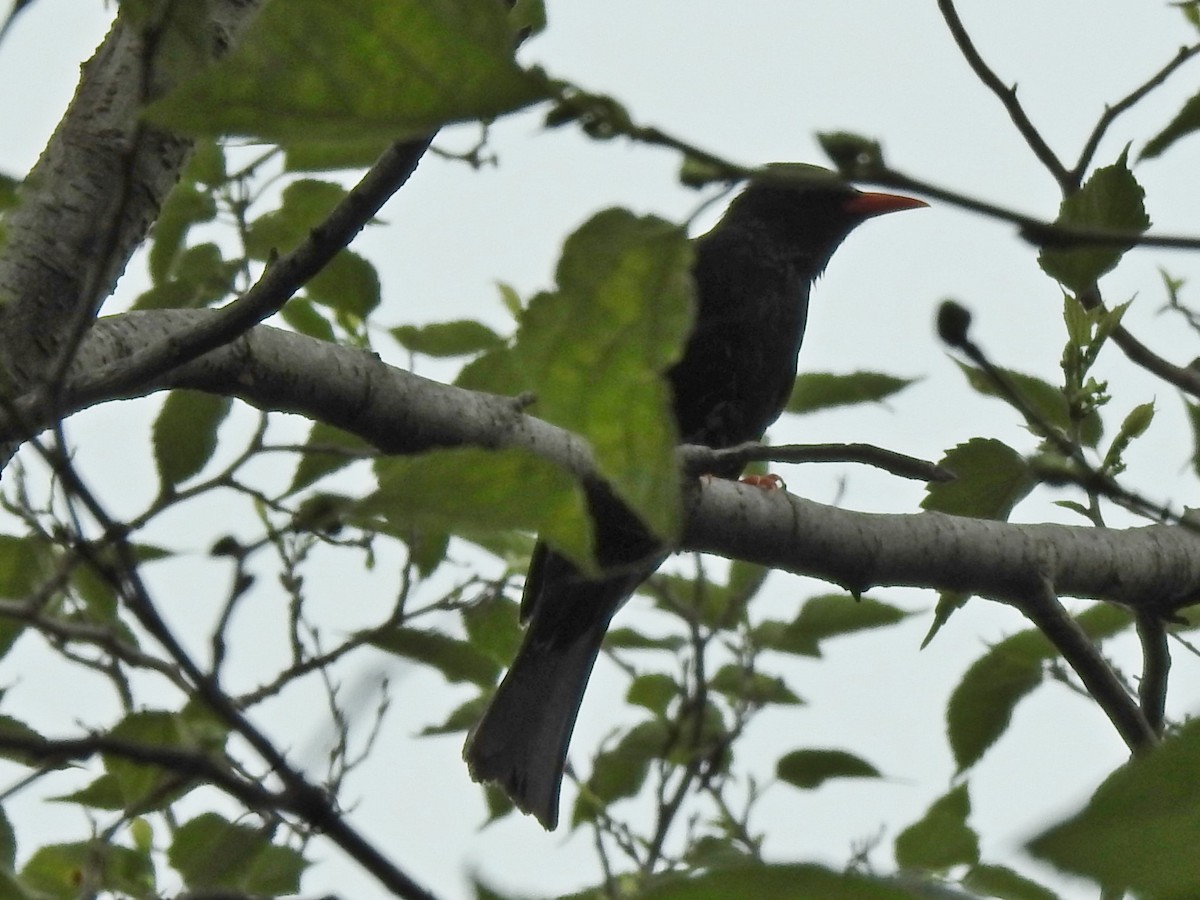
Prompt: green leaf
<box><xmin>650</xmin><ymin>568</ymin><xmax>749</xmax><ymax>630</ymax></box>
<box><xmin>603</xmin><ymin>627</ymin><xmax>686</xmax><ymax>652</ymax></box>
<box><xmin>777</xmin><ymin>748</ymin><xmax>880</xmax><ymax>789</ymax></box>
<box><xmin>21</xmin><ymin>841</ymin><xmax>155</xmax><ymax>899</ymax></box>
<box><xmin>51</xmin><ymin>773</ymin><xmax>127</xmax><ymax>810</ymax></box>
<box><xmin>756</xmin><ymin>594</ymin><xmax>909</xmax><ymax>657</ymax></box>
<box><xmin>1101</xmin><ymin>401</ymin><xmax>1154</xmax><ymax>473</ymax></box>
<box><xmin>709</xmin><ymin>664</ymin><xmax>802</xmax><ymax>706</ymax></box>
<box><xmin>391</xmin><ymin>319</ymin><xmax>505</xmax><ymax>357</ymax></box>
<box><xmin>0</xmin><ymin>807</ymin><xmax>14</xmax><ymax>871</ymax></box>
<box><xmin>894</xmin><ymin>783</ymin><xmax>980</xmax><ymax>871</ymax></box>
<box><xmin>726</xmin><ymin>559</ymin><xmax>771</xmax><ymax>605</ymax></box>
<box><xmin>1185</xmin><ymin>400</ymin><xmax>1200</xmax><ymax>479</ymax></box>
<box><xmin>1038</xmin><ymin>150</ymin><xmax>1151</xmax><ymax>293</ymax></box>
<box><xmin>106</xmin><ymin>711</ymin><xmax>193</xmax><ymax>810</ymax></box>
<box><xmin>818</xmin><ymin>131</ymin><xmax>888</xmax><ymax>179</ymax></box>
<box><xmin>369</xmin><ymin>626</ymin><xmax>498</xmax><ymax>686</ymax></box>
<box><xmin>461</xmin><ymin>594</ymin><xmax>523</xmax><ymax>666</ymax></box>
<box><xmin>283</xmin><ymin>139</ymin><xmax>404</xmax><ymax>171</ymax></box>
<box><xmin>244</xmin><ymin>179</ymin><xmax>347</xmax><ymax>259</ymax></box>
<box><xmin>1084</xmin><ymin>602</ymin><xmax>1137</xmax><ymax>638</ymax></box>
<box><xmin>152</xmin><ymin>390</ymin><xmax>233</xmax><ymax>487</ymax></box>
<box><xmin>121</xmin><ymin>0</ymin><xmax>211</xmax><ymax>90</ymax></box>
<box><xmin>420</xmin><ymin>694</ymin><xmax>489</xmax><ymax>736</ymax></box>
<box><xmin>626</xmin><ymin>673</ymin><xmax>679</xmax><ymax>716</ymax></box>
<box><xmin>1029</xmin><ymin>718</ymin><xmax>1200</xmax><ymax>896</ymax></box>
<box><xmin>0</xmin><ymin>173</ymin><xmax>19</xmax><ymax>212</ymax></box>
<box><xmin>952</xmin><ymin>359</ymin><xmax>1100</xmax><ymax>446</ymax></box>
<box><xmin>482</xmin><ymin>781</ymin><xmax>516</xmax><ymax>824</ymax></box>
<box><xmin>509</xmin><ymin>0</ymin><xmax>546</xmax><ymax>37</ymax></box>
<box><xmin>922</xmin><ymin>438</ymin><xmax>1035</xmax><ymax>520</ymax></box>
<box><xmin>307</xmin><ymin>249</ymin><xmax>381</xmax><ymax>320</ymax></box>
<box><xmin>786</xmin><ymin>371</ymin><xmax>917</xmax><ymax>415</ymax></box>
<box><xmin>677</xmin><ymin>558</ymin><xmax>771</xmax><ymax>629</ymax></box>
<box><xmin>168</xmin><ymin>812</ymin><xmax>306</xmax><ymax>894</ymax></box>
<box><xmin>0</xmin><ymin>714</ymin><xmax>52</xmax><ymax>767</ymax></box>
<box><xmin>1053</xmin><ymin>499</ymin><xmax>1092</xmax><ymax>519</ymax></box>
<box><xmin>408</xmin><ymin>530</ymin><xmax>452</xmax><ymax>579</ymax></box>
<box><xmin>458</xmin><ymin>529</ymin><xmax>537</xmax><ymax>568</ymax></box>
<box><xmin>1142</xmin><ymin>90</ymin><xmax>1200</xmax><ymax>159</ymax></box>
<box><xmin>453</xmin><ymin>343</ymin><xmax>524</xmax><ymax>396</ymax></box>
<box><xmin>145</xmin><ymin>0</ymin><xmax>550</xmax><ymax>161</ymax></box>
<box><xmin>71</xmin><ymin>543</ymin><xmax>172</xmax><ymax>624</ymax></box>
<box><xmin>0</xmin><ymin>534</ymin><xmax>57</xmax><ymax>599</ymax></box>
<box><xmin>947</xmin><ymin>631</ymin><xmax>1050</xmax><ymax>772</ymax></box>
<box><xmin>921</xmin><ymin>590</ymin><xmax>969</xmax><ymax>649</ymax></box>
<box><xmin>945</xmin><ymin>606</ymin><xmax>1127</xmax><ymax>773</ymax></box>
<box><xmin>130</xmin><ymin>817</ymin><xmax>153</xmax><ymax>854</ymax></box>
<box><xmin>495</xmin><ymin>280</ymin><xmax>524</xmax><ymax>317</ymax></box>
<box><xmin>289</xmin><ymin>420</ymin><xmax>373</xmax><ymax>494</ymax></box>
<box><xmin>682</xmin><ymin>836</ymin><xmax>754</xmax><ymax>870</ymax></box>
<box><xmin>103</xmin><ymin>708</ymin><xmax>227</xmax><ymax>812</ymax></box>
<box><xmin>678</xmin><ymin>154</ymin><xmax>729</xmax><ymax>189</ymax></box>
<box><xmin>365</xmin><ymin>447</ymin><xmax>593</xmax><ymax>572</ymax></box>
<box><xmin>963</xmin><ymin>863</ymin><xmax>1059</xmax><ymax>900</ymax></box>
<box><xmin>639</xmin><ymin>863</ymin><xmax>917</xmax><ymax>900</ymax></box>
<box><xmin>0</xmin><ymin>535</ymin><xmax>51</xmax><ymax>656</ymax></box>
<box><xmin>133</xmin><ymin>242</ymin><xmax>238</xmax><ymax>310</ymax></box>
<box><xmin>574</xmin><ymin>720</ymin><xmax>670</xmax><ymax>825</ymax></box>
<box><xmin>280</xmin><ymin>296</ymin><xmax>337</xmax><ymax>342</ymax></box>
<box><xmin>184</xmin><ymin>137</ymin><xmax>227</xmax><ymax>186</ymax></box>
<box><xmin>148</xmin><ymin>182</ymin><xmax>217</xmax><ymax>283</ymax></box>
<box><xmin>464</xmin><ymin>209</ymin><xmax>694</xmax><ymax>543</ymax></box>
<box><xmin>1062</xmin><ymin>294</ymin><xmax>1129</xmax><ymax>372</ymax></box>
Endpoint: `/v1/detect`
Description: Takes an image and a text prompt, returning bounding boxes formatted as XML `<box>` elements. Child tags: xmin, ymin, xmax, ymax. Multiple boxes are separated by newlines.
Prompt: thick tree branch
<box><xmin>31</xmin><ymin>311</ymin><xmax>1200</xmax><ymax>618</ymax></box>
<box><xmin>0</xmin><ymin>730</ymin><xmax>279</xmax><ymax>810</ymax></box>
<box><xmin>685</xmin><ymin>478</ymin><xmax>1200</xmax><ymax>613</ymax></box>
<box><xmin>74</xmin><ymin>136</ymin><xmax>432</xmax><ymax>407</ymax></box>
<box><xmin>0</xmin><ymin>2</ymin><xmax>267</xmax><ymax>398</ymax></box>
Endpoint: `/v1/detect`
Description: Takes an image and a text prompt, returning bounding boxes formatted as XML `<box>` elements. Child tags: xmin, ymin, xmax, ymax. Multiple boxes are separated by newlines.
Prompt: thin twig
<box><xmin>65</xmin><ymin>136</ymin><xmax>432</xmax><ymax>410</ymax></box>
<box><xmin>1023</xmin><ymin>573</ymin><xmax>1156</xmax><ymax>753</ymax></box>
<box><xmin>29</xmin><ymin>439</ymin><xmax>438</xmax><ymax>900</ymax></box>
<box><xmin>941</xmin><ymin>304</ymin><xmax>1188</xmax><ymax>526</ymax></box>
<box><xmin>936</xmin><ymin>0</ymin><xmax>1069</xmax><ymax>186</ymax></box>
<box><xmin>0</xmin><ymin>731</ymin><xmax>280</xmax><ymax>811</ymax></box>
<box><xmin>1107</xmin><ymin>319</ymin><xmax>1200</xmax><ymax>398</ymax></box>
<box><xmin>1073</xmin><ymin>43</ymin><xmax>1200</xmax><ymax>184</ymax></box>
<box><xmin>1135</xmin><ymin>610</ymin><xmax>1170</xmax><ymax>735</ymax></box>
<box><xmin>680</xmin><ymin>441</ymin><xmax>951</xmax><ymax>483</ymax></box>
<box><xmin>871</xmin><ymin>167</ymin><xmax>1200</xmax><ymax>252</ymax></box>
<box><xmin>642</xmin><ymin>571</ymin><xmax>709</xmax><ymax>874</ymax></box>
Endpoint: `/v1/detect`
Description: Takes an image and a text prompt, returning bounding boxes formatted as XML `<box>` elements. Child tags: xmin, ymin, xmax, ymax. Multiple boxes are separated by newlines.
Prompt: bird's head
<box><xmin>722</xmin><ymin>163</ymin><xmax>927</xmax><ymax>274</ymax></box>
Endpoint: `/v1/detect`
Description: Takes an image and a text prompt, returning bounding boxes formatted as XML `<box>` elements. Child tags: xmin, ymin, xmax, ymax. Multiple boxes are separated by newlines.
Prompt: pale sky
<box><xmin>1</xmin><ymin>2</ymin><xmax>1199</xmax><ymax>898</ymax></box>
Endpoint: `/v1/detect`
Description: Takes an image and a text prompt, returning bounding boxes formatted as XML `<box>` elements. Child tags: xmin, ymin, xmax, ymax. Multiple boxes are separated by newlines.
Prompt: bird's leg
<box><xmin>739</xmin><ymin>473</ymin><xmax>786</xmax><ymax>490</ymax></box>
<box><xmin>698</xmin><ymin>472</ymin><xmax>786</xmax><ymax>490</ymax></box>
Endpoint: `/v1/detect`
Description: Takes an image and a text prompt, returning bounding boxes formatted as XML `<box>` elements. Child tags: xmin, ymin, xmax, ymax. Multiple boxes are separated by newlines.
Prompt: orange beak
<box><xmin>843</xmin><ymin>191</ymin><xmax>929</xmax><ymax>219</ymax></box>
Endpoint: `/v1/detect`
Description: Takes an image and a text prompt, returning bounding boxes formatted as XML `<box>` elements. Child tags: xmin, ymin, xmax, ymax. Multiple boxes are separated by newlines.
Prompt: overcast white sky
<box><xmin>2</xmin><ymin>2</ymin><xmax>1200</xmax><ymax>899</ymax></box>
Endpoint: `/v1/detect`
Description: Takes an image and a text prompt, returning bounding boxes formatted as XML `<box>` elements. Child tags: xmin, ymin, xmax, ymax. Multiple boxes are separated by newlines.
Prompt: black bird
<box><xmin>465</xmin><ymin>169</ymin><xmax>926</xmax><ymax>829</ymax></box>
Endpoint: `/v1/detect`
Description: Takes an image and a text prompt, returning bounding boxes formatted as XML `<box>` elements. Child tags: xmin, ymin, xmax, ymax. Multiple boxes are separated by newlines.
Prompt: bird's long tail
<box><xmin>464</xmin><ymin>557</ymin><xmax>643</xmax><ymax>829</ymax></box>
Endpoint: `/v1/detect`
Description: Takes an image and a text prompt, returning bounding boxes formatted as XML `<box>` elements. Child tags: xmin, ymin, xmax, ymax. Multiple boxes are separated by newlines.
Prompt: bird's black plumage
<box><xmin>464</xmin><ymin>173</ymin><xmax>925</xmax><ymax>828</ymax></box>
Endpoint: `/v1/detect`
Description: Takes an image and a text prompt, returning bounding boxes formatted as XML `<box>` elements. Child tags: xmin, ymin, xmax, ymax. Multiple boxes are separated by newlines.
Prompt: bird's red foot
<box><xmin>740</xmin><ymin>473</ymin><xmax>786</xmax><ymax>490</ymax></box>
